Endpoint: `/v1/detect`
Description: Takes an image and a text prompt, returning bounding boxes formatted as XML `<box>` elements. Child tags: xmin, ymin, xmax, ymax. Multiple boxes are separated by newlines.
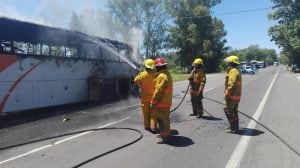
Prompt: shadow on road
<box><xmin>200</xmin><ymin>115</ymin><xmax>223</xmax><ymax>121</ymax></box>
<box><xmin>166</xmin><ymin>135</ymin><xmax>194</xmax><ymax>147</ymax></box>
<box><xmin>171</xmin><ymin>118</ymin><xmax>198</xmax><ymax>124</ymax></box>
<box><xmin>237</xmin><ymin>128</ymin><xmax>265</xmax><ymax>136</ymax></box>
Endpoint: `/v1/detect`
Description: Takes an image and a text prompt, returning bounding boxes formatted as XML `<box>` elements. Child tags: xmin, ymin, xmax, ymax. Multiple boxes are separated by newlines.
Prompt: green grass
<box><xmin>170</xmin><ymin>72</ymin><xmax>189</xmax><ymax>82</ymax></box>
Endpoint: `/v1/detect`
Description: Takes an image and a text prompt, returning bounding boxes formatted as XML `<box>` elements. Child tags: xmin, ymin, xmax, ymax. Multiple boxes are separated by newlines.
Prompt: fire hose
<box><xmin>203</xmin><ymin>96</ymin><xmax>300</xmax><ymax>158</ymax></box>
<box><xmin>0</xmin><ymin>84</ymin><xmax>190</xmax><ymax>168</ymax></box>
<box><xmin>73</xmin><ymin>84</ymin><xmax>191</xmax><ymax>167</ymax></box>
<box><xmin>73</xmin><ymin>82</ymin><xmax>300</xmax><ymax>167</ymax></box>
<box><xmin>172</xmin><ymin>82</ymin><xmax>300</xmax><ymax>158</ymax></box>
<box><xmin>71</xmin><ymin>81</ymin><xmax>300</xmax><ymax>167</ymax></box>
<box><xmin>1</xmin><ymin>83</ymin><xmax>299</xmax><ymax>167</ymax></box>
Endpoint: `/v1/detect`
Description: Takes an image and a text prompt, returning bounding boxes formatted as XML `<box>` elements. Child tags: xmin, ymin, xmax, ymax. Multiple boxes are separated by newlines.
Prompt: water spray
<box><xmin>91</xmin><ymin>36</ymin><xmax>139</xmax><ymax>70</ymax></box>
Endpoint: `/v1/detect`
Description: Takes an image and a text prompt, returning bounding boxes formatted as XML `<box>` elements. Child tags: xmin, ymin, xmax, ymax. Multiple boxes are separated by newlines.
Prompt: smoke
<box><xmin>38</xmin><ymin>0</ymin><xmax>103</xmax><ymax>28</ymax></box>
<box><xmin>76</xmin><ymin>8</ymin><xmax>118</xmax><ymax>40</ymax></box>
<box><xmin>0</xmin><ymin>0</ymin><xmax>143</xmax><ymax>63</ymax></box>
<box><xmin>128</xmin><ymin>27</ymin><xmax>143</xmax><ymax>64</ymax></box>
<box><xmin>0</xmin><ymin>0</ymin><xmax>102</xmax><ymax>27</ymax></box>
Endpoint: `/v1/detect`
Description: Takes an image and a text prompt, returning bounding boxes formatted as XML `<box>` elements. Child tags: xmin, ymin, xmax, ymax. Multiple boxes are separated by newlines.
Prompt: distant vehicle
<box><xmin>241</xmin><ymin>66</ymin><xmax>255</xmax><ymax>75</ymax></box>
<box><xmin>257</xmin><ymin>61</ymin><xmax>265</xmax><ymax>68</ymax></box>
<box><xmin>273</xmin><ymin>62</ymin><xmax>279</xmax><ymax>66</ymax></box>
<box><xmin>250</xmin><ymin>60</ymin><xmax>258</xmax><ymax>69</ymax></box>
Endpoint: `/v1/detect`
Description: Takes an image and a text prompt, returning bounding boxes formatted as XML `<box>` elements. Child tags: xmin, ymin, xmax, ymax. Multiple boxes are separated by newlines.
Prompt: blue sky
<box><xmin>212</xmin><ymin>0</ymin><xmax>279</xmax><ymax>52</ymax></box>
<box><xmin>0</xmin><ymin>0</ymin><xmax>279</xmax><ymax>53</ymax></box>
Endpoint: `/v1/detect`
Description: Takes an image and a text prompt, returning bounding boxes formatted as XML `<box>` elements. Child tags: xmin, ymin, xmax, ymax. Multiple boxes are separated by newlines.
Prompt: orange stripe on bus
<box><xmin>0</xmin><ymin>55</ymin><xmax>17</xmax><ymax>73</ymax></box>
<box><xmin>0</xmin><ymin>62</ymin><xmax>41</xmax><ymax>112</ymax></box>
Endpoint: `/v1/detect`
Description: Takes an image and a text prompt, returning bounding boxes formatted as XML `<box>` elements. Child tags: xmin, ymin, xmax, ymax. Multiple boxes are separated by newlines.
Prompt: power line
<box><xmin>181</xmin><ymin>6</ymin><xmax>273</xmax><ymax>19</ymax></box>
<box><xmin>214</xmin><ymin>7</ymin><xmax>272</xmax><ymax>16</ymax></box>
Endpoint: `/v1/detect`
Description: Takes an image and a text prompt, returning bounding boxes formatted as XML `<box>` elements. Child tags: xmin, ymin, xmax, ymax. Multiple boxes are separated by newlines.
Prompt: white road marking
<box><xmin>204</xmin><ymin>87</ymin><xmax>215</xmax><ymax>92</ymax></box>
<box><xmin>0</xmin><ymin>84</ymin><xmax>216</xmax><ymax>166</ymax></box>
<box><xmin>225</xmin><ymin>67</ymin><xmax>280</xmax><ymax>168</ymax></box>
<box><xmin>0</xmin><ymin>145</ymin><xmax>53</xmax><ymax>165</ymax></box>
<box><xmin>297</xmin><ymin>76</ymin><xmax>300</xmax><ymax>82</ymax></box>
<box><xmin>0</xmin><ymin>117</ymin><xmax>131</xmax><ymax>165</ymax></box>
<box><xmin>54</xmin><ymin>117</ymin><xmax>131</xmax><ymax>145</ymax></box>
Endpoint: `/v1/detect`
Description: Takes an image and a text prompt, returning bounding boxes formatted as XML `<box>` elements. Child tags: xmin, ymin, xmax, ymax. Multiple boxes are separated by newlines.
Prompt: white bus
<box><xmin>0</xmin><ymin>17</ymin><xmax>138</xmax><ymax>113</ymax></box>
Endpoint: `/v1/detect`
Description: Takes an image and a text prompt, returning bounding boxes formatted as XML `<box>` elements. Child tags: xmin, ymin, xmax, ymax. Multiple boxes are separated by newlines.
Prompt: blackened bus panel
<box><xmin>0</xmin><ymin>17</ymin><xmax>138</xmax><ymax>113</ymax></box>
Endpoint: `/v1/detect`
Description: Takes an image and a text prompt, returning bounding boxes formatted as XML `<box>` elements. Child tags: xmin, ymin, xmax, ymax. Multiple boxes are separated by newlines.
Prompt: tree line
<box><xmin>268</xmin><ymin>0</ymin><xmax>300</xmax><ymax>66</ymax></box>
<box><xmin>68</xmin><ymin>0</ymin><xmax>297</xmax><ymax>72</ymax></box>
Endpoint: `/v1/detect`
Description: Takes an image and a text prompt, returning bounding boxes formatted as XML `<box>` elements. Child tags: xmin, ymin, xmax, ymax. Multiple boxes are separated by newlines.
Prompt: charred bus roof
<box><xmin>0</xmin><ymin>16</ymin><xmax>132</xmax><ymax>52</ymax></box>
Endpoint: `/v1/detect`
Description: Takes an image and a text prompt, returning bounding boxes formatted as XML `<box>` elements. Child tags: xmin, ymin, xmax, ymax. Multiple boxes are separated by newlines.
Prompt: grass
<box><xmin>170</xmin><ymin>71</ymin><xmax>189</xmax><ymax>82</ymax></box>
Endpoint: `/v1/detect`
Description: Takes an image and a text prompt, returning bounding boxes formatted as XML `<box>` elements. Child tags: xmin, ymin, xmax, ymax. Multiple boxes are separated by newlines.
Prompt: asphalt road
<box><xmin>0</xmin><ymin>65</ymin><xmax>300</xmax><ymax>168</ymax></box>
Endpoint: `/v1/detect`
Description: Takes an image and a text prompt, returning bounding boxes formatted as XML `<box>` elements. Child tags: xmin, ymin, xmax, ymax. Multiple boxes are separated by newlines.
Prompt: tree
<box><xmin>227</xmin><ymin>45</ymin><xmax>278</xmax><ymax>65</ymax></box>
<box><xmin>107</xmin><ymin>0</ymin><xmax>143</xmax><ymax>42</ymax></box>
<box><xmin>68</xmin><ymin>12</ymin><xmax>86</xmax><ymax>33</ymax></box>
<box><xmin>227</xmin><ymin>48</ymin><xmax>246</xmax><ymax>61</ymax></box>
<box><xmin>268</xmin><ymin>0</ymin><xmax>300</xmax><ymax>66</ymax></box>
<box><xmin>278</xmin><ymin>52</ymin><xmax>289</xmax><ymax>65</ymax></box>
<box><xmin>107</xmin><ymin>0</ymin><xmax>169</xmax><ymax>58</ymax></box>
<box><xmin>166</xmin><ymin>0</ymin><xmax>226</xmax><ymax>72</ymax></box>
<box><xmin>142</xmin><ymin>0</ymin><xmax>170</xmax><ymax>58</ymax></box>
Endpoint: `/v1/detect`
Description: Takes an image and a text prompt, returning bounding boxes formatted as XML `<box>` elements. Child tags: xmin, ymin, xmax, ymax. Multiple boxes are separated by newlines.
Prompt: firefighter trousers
<box><xmin>156</xmin><ymin>108</ymin><xmax>171</xmax><ymax>139</ymax></box>
<box><xmin>141</xmin><ymin>102</ymin><xmax>157</xmax><ymax>130</ymax></box>
<box><xmin>224</xmin><ymin>100</ymin><xmax>239</xmax><ymax>129</ymax></box>
<box><xmin>191</xmin><ymin>93</ymin><xmax>203</xmax><ymax>116</ymax></box>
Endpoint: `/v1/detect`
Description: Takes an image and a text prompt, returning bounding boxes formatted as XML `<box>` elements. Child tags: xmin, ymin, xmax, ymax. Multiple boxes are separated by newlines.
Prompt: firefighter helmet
<box><xmin>154</xmin><ymin>57</ymin><xmax>168</xmax><ymax>66</ymax></box>
<box><xmin>144</xmin><ymin>59</ymin><xmax>155</xmax><ymax>70</ymax></box>
<box><xmin>193</xmin><ymin>58</ymin><xmax>204</xmax><ymax>65</ymax></box>
<box><xmin>225</xmin><ymin>55</ymin><xmax>240</xmax><ymax>65</ymax></box>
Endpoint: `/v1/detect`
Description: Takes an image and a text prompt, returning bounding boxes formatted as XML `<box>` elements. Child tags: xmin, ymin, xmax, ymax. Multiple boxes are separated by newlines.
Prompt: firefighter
<box><xmin>134</xmin><ymin>59</ymin><xmax>158</xmax><ymax>133</ymax></box>
<box><xmin>150</xmin><ymin>57</ymin><xmax>173</xmax><ymax>144</ymax></box>
<box><xmin>224</xmin><ymin>55</ymin><xmax>242</xmax><ymax>133</ymax></box>
<box><xmin>188</xmin><ymin>58</ymin><xmax>206</xmax><ymax>118</ymax></box>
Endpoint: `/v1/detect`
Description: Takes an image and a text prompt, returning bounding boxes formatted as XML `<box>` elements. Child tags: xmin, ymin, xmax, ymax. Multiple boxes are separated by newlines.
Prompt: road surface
<box><xmin>0</xmin><ymin>65</ymin><xmax>300</xmax><ymax>168</ymax></box>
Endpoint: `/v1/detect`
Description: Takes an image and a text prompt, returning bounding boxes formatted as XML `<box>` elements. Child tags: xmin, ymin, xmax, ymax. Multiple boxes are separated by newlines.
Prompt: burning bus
<box><xmin>0</xmin><ymin>16</ymin><xmax>139</xmax><ymax>113</ymax></box>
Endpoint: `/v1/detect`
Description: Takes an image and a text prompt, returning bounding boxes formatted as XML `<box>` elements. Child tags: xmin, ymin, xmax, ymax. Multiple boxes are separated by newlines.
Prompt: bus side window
<box><xmin>0</xmin><ymin>44</ymin><xmax>3</xmax><ymax>53</ymax></box>
<box><xmin>66</xmin><ymin>47</ymin><xmax>78</xmax><ymax>58</ymax></box>
<box><xmin>42</xmin><ymin>44</ymin><xmax>50</xmax><ymax>56</ymax></box>
<box><xmin>79</xmin><ymin>52</ymin><xmax>87</xmax><ymax>59</ymax></box>
<box><xmin>1</xmin><ymin>41</ymin><xmax>12</xmax><ymax>53</ymax></box>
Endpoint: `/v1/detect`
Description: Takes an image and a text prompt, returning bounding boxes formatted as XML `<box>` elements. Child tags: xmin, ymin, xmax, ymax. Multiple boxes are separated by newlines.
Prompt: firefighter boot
<box><xmin>190</xmin><ymin>108</ymin><xmax>197</xmax><ymax>116</ymax></box>
<box><xmin>226</xmin><ymin>120</ymin><xmax>239</xmax><ymax>133</ymax></box>
<box><xmin>156</xmin><ymin>136</ymin><xmax>170</xmax><ymax>144</ymax></box>
<box><xmin>232</xmin><ymin>120</ymin><xmax>239</xmax><ymax>133</ymax></box>
<box><xmin>197</xmin><ymin>109</ymin><xmax>203</xmax><ymax>118</ymax></box>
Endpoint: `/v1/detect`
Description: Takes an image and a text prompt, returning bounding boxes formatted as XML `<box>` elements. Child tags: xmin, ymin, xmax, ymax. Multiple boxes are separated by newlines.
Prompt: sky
<box><xmin>212</xmin><ymin>0</ymin><xmax>279</xmax><ymax>53</ymax></box>
<box><xmin>0</xmin><ymin>0</ymin><xmax>280</xmax><ymax>53</ymax></box>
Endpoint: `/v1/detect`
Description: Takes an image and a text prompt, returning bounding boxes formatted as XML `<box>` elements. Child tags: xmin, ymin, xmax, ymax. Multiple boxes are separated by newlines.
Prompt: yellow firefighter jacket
<box><xmin>134</xmin><ymin>70</ymin><xmax>156</xmax><ymax>103</ymax></box>
<box><xmin>188</xmin><ymin>69</ymin><xmax>206</xmax><ymax>93</ymax></box>
<box><xmin>225</xmin><ymin>67</ymin><xmax>242</xmax><ymax>102</ymax></box>
<box><xmin>151</xmin><ymin>69</ymin><xmax>173</xmax><ymax>109</ymax></box>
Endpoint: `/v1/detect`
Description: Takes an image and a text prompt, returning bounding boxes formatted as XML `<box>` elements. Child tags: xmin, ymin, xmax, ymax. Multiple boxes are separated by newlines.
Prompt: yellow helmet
<box><xmin>193</xmin><ymin>58</ymin><xmax>204</xmax><ymax>65</ymax></box>
<box><xmin>225</xmin><ymin>55</ymin><xmax>240</xmax><ymax>65</ymax></box>
<box><xmin>144</xmin><ymin>59</ymin><xmax>155</xmax><ymax>70</ymax></box>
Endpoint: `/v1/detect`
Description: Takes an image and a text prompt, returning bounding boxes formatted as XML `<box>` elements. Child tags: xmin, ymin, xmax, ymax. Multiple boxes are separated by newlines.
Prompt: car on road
<box><xmin>240</xmin><ymin>66</ymin><xmax>255</xmax><ymax>75</ymax></box>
